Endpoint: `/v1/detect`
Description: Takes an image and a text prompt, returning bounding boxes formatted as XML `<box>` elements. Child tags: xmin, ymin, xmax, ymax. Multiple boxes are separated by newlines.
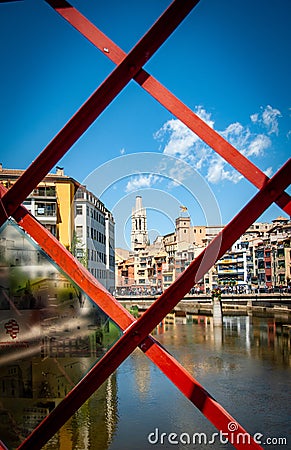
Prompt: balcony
<box><xmin>30</xmin><ymin>187</ymin><xmax>56</xmax><ymax>198</ymax></box>
<box><xmin>217</xmin><ymin>268</ymin><xmax>237</xmax><ymax>274</ymax></box>
<box><xmin>35</xmin><ymin>205</ymin><xmax>56</xmax><ymax>217</ymax></box>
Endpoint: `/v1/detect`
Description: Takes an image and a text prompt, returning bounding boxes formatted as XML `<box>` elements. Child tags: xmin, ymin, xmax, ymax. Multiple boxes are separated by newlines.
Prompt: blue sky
<box><xmin>0</xmin><ymin>0</ymin><xmax>290</xmax><ymax>248</ymax></box>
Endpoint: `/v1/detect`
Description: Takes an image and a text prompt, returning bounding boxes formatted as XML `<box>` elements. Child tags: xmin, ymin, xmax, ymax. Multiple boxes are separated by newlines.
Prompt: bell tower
<box><xmin>131</xmin><ymin>196</ymin><xmax>148</xmax><ymax>251</ymax></box>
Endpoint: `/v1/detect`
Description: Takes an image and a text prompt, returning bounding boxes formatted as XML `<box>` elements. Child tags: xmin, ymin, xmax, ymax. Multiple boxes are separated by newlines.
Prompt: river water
<box><xmin>44</xmin><ymin>314</ymin><xmax>290</xmax><ymax>450</ymax></box>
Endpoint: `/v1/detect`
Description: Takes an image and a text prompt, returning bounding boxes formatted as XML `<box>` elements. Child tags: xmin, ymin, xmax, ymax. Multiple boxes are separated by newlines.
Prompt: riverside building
<box><xmin>0</xmin><ymin>164</ymin><xmax>115</xmax><ymax>292</ymax></box>
<box><xmin>116</xmin><ymin>196</ymin><xmax>291</xmax><ymax>294</ymax></box>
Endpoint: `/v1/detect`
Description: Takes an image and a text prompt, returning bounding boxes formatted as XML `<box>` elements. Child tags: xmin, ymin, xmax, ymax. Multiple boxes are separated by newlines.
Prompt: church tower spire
<box><xmin>131</xmin><ymin>196</ymin><xmax>148</xmax><ymax>251</ymax></box>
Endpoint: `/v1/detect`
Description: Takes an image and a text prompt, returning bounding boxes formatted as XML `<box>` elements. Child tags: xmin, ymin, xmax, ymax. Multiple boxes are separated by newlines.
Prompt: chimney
<box><xmin>56</xmin><ymin>166</ymin><xmax>64</xmax><ymax>176</ymax></box>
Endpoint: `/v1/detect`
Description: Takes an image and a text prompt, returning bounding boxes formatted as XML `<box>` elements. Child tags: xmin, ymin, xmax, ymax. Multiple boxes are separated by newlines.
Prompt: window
<box><xmin>75</xmin><ymin>190</ymin><xmax>84</xmax><ymax>199</ymax></box>
<box><xmin>35</xmin><ymin>202</ymin><xmax>56</xmax><ymax>216</ymax></box>
<box><xmin>76</xmin><ymin>226</ymin><xmax>83</xmax><ymax>238</ymax></box>
<box><xmin>76</xmin><ymin>248</ymin><xmax>83</xmax><ymax>258</ymax></box>
<box><xmin>164</xmin><ymin>275</ymin><xmax>173</xmax><ymax>282</ymax></box>
<box><xmin>76</xmin><ymin>205</ymin><xmax>83</xmax><ymax>215</ymax></box>
<box><xmin>277</xmin><ymin>248</ymin><xmax>284</xmax><ymax>258</ymax></box>
<box><xmin>256</xmin><ymin>250</ymin><xmax>264</xmax><ymax>258</ymax></box>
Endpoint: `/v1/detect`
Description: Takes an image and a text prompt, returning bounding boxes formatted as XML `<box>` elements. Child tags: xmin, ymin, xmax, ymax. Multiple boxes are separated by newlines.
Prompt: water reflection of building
<box><xmin>40</xmin><ymin>373</ymin><xmax>118</xmax><ymax>450</ymax></box>
<box><xmin>131</xmin><ymin>350</ymin><xmax>151</xmax><ymax>399</ymax></box>
<box><xmin>0</xmin><ymin>221</ymin><xmax>120</xmax><ymax>449</ymax></box>
<box><xmin>250</xmin><ymin>317</ymin><xmax>291</xmax><ymax>366</ymax></box>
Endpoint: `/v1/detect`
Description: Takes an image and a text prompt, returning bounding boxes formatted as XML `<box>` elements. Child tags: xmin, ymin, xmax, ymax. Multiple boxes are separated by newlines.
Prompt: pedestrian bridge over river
<box><xmin>117</xmin><ymin>293</ymin><xmax>291</xmax><ymax>316</ymax></box>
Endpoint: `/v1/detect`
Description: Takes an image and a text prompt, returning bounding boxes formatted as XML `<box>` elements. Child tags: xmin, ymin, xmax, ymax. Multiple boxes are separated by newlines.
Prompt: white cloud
<box><xmin>154</xmin><ymin>106</ymin><xmax>214</xmax><ymax>159</ymax></box>
<box><xmin>221</xmin><ymin>122</ymin><xmax>251</xmax><ymax>154</ymax></box>
<box><xmin>262</xmin><ymin>105</ymin><xmax>281</xmax><ymax>135</ymax></box>
<box><xmin>155</xmin><ymin>105</ymin><xmax>276</xmax><ymax>185</ymax></box>
<box><xmin>245</xmin><ymin>134</ymin><xmax>271</xmax><ymax>157</ymax></box>
<box><xmin>263</xmin><ymin>166</ymin><xmax>273</xmax><ymax>178</ymax></box>
<box><xmin>125</xmin><ymin>174</ymin><xmax>160</xmax><ymax>193</ymax></box>
<box><xmin>250</xmin><ymin>105</ymin><xmax>281</xmax><ymax>135</ymax></box>
<box><xmin>250</xmin><ymin>113</ymin><xmax>259</xmax><ymax>123</ymax></box>
<box><xmin>154</xmin><ymin>119</ymin><xmax>198</xmax><ymax>158</ymax></box>
<box><xmin>195</xmin><ymin>105</ymin><xmax>215</xmax><ymax>129</ymax></box>
<box><xmin>223</xmin><ymin>122</ymin><xmax>244</xmax><ymax>136</ymax></box>
<box><xmin>249</xmin><ymin>104</ymin><xmax>282</xmax><ymax>136</ymax></box>
<box><xmin>206</xmin><ymin>156</ymin><xmax>242</xmax><ymax>184</ymax></box>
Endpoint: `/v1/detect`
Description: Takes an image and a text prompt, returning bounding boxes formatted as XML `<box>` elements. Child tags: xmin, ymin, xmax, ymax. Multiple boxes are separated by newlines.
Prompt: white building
<box><xmin>74</xmin><ymin>186</ymin><xmax>115</xmax><ymax>293</ymax></box>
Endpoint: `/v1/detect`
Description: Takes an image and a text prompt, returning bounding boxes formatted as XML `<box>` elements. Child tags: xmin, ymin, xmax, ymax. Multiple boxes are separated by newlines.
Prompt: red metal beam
<box><xmin>45</xmin><ymin>0</ymin><xmax>291</xmax><ymax>215</ymax></box>
<box><xmin>0</xmin><ymin>442</ymin><xmax>8</xmax><ymax>450</ymax></box>
<box><xmin>0</xmin><ymin>2</ymin><xmax>289</xmax><ymax>448</ymax></box>
<box><xmin>18</xmin><ymin>158</ymin><xmax>291</xmax><ymax>449</ymax></box>
<box><xmin>0</xmin><ymin>183</ymin><xmax>262</xmax><ymax>450</ymax></box>
<box><xmin>0</xmin><ymin>0</ymin><xmax>200</xmax><ymax>227</ymax></box>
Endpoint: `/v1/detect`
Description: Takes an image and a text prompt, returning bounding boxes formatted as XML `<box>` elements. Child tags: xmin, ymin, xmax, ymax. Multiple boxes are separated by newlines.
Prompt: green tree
<box><xmin>70</xmin><ymin>231</ymin><xmax>88</xmax><ymax>268</ymax></box>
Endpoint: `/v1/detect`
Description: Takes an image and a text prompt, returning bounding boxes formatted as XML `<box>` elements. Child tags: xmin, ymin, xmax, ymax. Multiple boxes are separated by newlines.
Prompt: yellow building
<box><xmin>0</xmin><ymin>164</ymin><xmax>78</xmax><ymax>250</ymax></box>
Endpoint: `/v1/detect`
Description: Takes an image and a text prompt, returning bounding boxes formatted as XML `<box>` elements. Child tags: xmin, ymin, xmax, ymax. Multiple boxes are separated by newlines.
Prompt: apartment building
<box><xmin>74</xmin><ymin>185</ymin><xmax>115</xmax><ymax>292</ymax></box>
<box><xmin>116</xmin><ymin>195</ymin><xmax>290</xmax><ymax>293</ymax></box>
<box><xmin>216</xmin><ymin>242</ymin><xmax>248</xmax><ymax>289</ymax></box>
<box><xmin>0</xmin><ymin>165</ymin><xmax>115</xmax><ymax>291</ymax></box>
<box><xmin>0</xmin><ymin>165</ymin><xmax>76</xmax><ymax>248</ymax></box>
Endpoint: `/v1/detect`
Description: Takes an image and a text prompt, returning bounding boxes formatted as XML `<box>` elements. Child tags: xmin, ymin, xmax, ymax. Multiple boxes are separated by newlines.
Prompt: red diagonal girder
<box><xmin>0</xmin><ymin>1</ymin><xmax>290</xmax><ymax>448</ymax></box>
<box><xmin>0</xmin><ymin>0</ymin><xmax>200</xmax><ymax>228</ymax></box>
<box><xmin>0</xmin><ymin>185</ymin><xmax>263</xmax><ymax>450</ymax></box>
<box><xmin>45</xmin><ymin>0</ymin><xmax>291</xmax><ymax>215</ymax></box>
<box><xmin>17</xmin><ymin>158</ymin><xmax>291</xmax><ymax>449</ymax></box>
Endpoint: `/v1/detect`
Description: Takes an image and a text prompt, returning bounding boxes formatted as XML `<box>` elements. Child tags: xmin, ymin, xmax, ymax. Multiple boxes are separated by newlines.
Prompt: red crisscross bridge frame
<box><xmin>0</xmin><ymin>1</ymin><xmax>290</xmax><ymax>449</ymax></box>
